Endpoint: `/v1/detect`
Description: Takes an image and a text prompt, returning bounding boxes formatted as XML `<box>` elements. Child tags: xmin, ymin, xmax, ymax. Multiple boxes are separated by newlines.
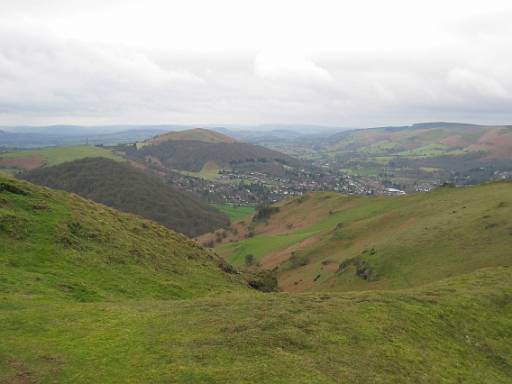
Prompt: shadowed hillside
<box><xmin>21</xmin><ymin>157</ymin><xmax>230</xmax><ymax>237</ymax></box>
<box><xmin>122</xmin><ymin>128</ymin><xmax>301</xmax><ymax>176</ymax></box>
<box><xmin>209</xmin><ymin>181</ymin><xmax>512</xmax><ymax>292</ymax></box>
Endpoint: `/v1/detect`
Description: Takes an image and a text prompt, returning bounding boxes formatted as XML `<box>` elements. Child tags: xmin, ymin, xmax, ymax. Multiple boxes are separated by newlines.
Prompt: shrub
<box><xmin>245</xmin><ymin>254</ymin><xmax>255</xmax><ymax>266</ymax></box>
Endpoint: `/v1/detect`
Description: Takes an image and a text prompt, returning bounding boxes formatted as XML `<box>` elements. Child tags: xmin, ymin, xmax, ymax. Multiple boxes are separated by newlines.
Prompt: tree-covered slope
<box><xmin>123</xmin><ymin>128</ymin><xmax>301</xmax><ymax>176</ymax></box>
<box><xmin>211</xmin><ymin>182</ymin><xmax>512</xmax><ymax>292</ymax></box>
<box><xmin>21</xmin><ymin>157</ymin><xmax>229</xmax><ymax>237</ymax></box>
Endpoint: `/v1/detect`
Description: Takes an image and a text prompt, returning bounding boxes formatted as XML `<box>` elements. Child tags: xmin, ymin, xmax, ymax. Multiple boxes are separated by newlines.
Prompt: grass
<box><xmin>181</xmin><ymin>161</ymin><xmax>223</xmax><ymax>181</ymax></box>
<box><xmin>0</xmin><ymin>145</ymin><xmax>123</xmax><ymax>168</ymax></box>
<box><xmin>1</xmin><ymin>267</ymin><xmax>511</xmax><ymax>383</ymax></box>
<box><xmin>216</xmin><ymin>182</ymin><xmax>512</xmax><ymax>292</ymax></box>
<box><xmin>0</xmin><ymin>175</ymin><xmax>243</xmax><ymax>302</ymax></box>
<box><xmin>2</xmin><ymin>175</ymin><xmax>512</xmax><ymax>382</ymax></box>
<box><xmin>211</xmin><ymin>203</ymin><xmax>255</xmax><ymax>222</ymax></box>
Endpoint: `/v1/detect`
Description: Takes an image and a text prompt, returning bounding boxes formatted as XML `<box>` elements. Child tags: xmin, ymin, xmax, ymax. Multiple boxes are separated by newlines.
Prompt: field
<box><xmin>1</xmin><ymin>267</ymin><xmax>511</xmax><ymax>383</ymax></box>
<box><xmin>213</xmin><ymin>182</ymin><xmax>512</xmax><ymax>292</ymax></box>
<box><xmin>211</xmin><ymin>203</ymin><xmax>255</xmax><ymax>222</ymax></box>
<box><xmin>0</xmin><ymin>145</ymin><xmax>124</xmax><ymax>171</ymax></box>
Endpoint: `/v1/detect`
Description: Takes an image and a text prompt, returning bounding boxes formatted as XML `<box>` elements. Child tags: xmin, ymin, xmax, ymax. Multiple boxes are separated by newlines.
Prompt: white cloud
<box><xmin>254</xmin><ymin>51</ymin><xmax>333</xmax><ymax>86</ymax></box>
<box><xmin>1</xmin><ymin>0</ymin><xmax>512</xmax><ymax>126</ymax></box>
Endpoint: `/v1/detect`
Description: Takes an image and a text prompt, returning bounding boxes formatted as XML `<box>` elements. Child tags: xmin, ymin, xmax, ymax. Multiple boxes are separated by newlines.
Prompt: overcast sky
<box><xmin>1</xmin><ymin>0</ymin><xmax>512</xmax><ymax>128</ymax></box>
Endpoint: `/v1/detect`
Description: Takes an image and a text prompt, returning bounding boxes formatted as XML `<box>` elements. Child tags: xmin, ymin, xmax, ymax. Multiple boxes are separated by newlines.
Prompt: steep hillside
<box><xmin>122</xmin><ymin>128</ymin><xmax>301</xmax><ymax>177</ymax></box>
<box><xmin>22</xmin><ymin>157</ymin><xmax>230</xmax><ymax>237</ymax></box>
<box><xmin>0</xmin><ymin>174</ymin><xmax>243</xmax><ymax>302</ymax></box>
<box><xmin>1</xmin><ymin>175</ymin><xmax>512</xmax><ymax>382</ymax></box>
<box><xmin>209</xmin><ymin>182</ymin><xmax>512</xmax><ymax>292</ymax></box>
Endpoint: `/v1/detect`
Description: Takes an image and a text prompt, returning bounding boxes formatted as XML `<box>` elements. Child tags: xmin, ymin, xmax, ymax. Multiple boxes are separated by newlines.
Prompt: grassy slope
<box><xmin>1</xmin><ymin>267</ymin><xmax>511</xmax><ymax>383</ymax></box>
<box><xmin>1</xmin><ymin>176</ymin><xmax>512</xmax><ymax>382</ymax></box>
<box><xmin>0</xmin><ymin>175</ymin><xmax>242</xmax><ymax>302</ymax></box>
<box><xmin>0</xmin><ymin>145</ymin><xmax>123</xmax><ymax>169</ymax></box>
<box><xmin>215</xmin><ymin>182</ymin><xmax>512</xmax><ymax>292</ymax></box>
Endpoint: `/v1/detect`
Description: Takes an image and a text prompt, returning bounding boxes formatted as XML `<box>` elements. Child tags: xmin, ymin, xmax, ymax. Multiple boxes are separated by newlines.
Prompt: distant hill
<box><xmin>325</xmin><ymin>123</ymin><xmax>512</xmax><ymax>162</ymax></box>
<box><xmin>22</xmin><ymin>157</ymin><xmax>230</xmax><ymax>237</ymax></box>
<box><xmin>142</xmin><ymin>127</ymin><xmax>240</xmax><ymax>146</ymax></box>
<box><xmin>255</xmin><ymin>122</ymin><xmax>512</xmax><ymax>190</ymax></box>
<box><xmin>123</xmin><ymin>128</ymin><xmax>301</xmax><ymax>176</ymax></box>
<box><xmin>0</xmin><ymin>145</ymin><xmax>124</xmax><ymax>172</ymax></box>
<box><xmin>0</xmin><ymin>125</ymin><xmax>172</xmax><ymax>147</ymax></box>
<box><xmin>210</xmin><ymin>181</ymin><xmax>512</xmax><ymax>292</ymax></box>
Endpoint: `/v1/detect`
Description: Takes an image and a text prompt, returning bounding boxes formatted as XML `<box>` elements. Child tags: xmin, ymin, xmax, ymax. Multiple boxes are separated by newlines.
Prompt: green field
<box><xmin>0</xmin><ymin>145</ymin><xmax>123</xmax><ymax>168</ymax></box>
<box><xmin>2</xmin><ymin>175</ymin><xmax>512</xmax><ymax>382</ymax></box>
<box><xmin>211</xmin><ymin>203</ymin><xmax>255</xmax><ymax>222</ymax></box>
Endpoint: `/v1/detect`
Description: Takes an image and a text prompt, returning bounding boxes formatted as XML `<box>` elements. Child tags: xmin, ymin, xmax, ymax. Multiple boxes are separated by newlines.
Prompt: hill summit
<box><xmin>123</xmin><ymin>128</ymin><xmax>300</xmax><ymax>175</ymax></box>
<box><xmin>142</xmin><ymin>128</ymin><xmax>240</xmax><ymax>147</ymax></box>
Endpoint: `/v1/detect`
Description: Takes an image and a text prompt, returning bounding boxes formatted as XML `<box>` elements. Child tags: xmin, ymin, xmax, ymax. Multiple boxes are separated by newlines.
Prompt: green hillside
<box><xmin>211</xmin><ymin>182</ymin><xmax>512</xmax><ymax>292</ymax></box>
<box><xmin>0</xmin><ymin>145</ymin><xmax>123</xmax><ymax>172</ymax></box>
<box><xmin>21</xmin><ymin>157</ymin><xmax>230</xmax><ymax>237</ymax></box>
<box><xmin>0</xmin><ymin>174</ymin><xmax>243</xmax><ymax>302</ymax></box>
<box><xmin>2</xmin><ymin>175</ymin><xmax>512</xmax><ymax>382</ymax></box>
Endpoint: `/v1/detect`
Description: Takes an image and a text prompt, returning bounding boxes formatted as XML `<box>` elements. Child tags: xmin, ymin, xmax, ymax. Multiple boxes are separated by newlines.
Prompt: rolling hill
<box><xmin>249</xmin><ymin>122</ymin><xmax>512</xmax><ymax>190</ymax></box>
<box><xmin>21</xmin><ymin>157</ymin><xmax>230</xmax><ymax>237</ymax></box>
<box><xmin>0</xmin><ymin>145</ymin><xmax>124</xmax><ymax>173</ymax></box>
<box><xmin>208</xmin><ymin>181</ymin><xmax>512</xmax><ymax>292</ymax></box>
<box><xmin>122</xmin><ymin>128</ymin><xmax>301</xmax><ymax>178</ymax></box>
<box><xmin>1</xmin><ymin>174</ymin><xmax>512</xmax><ymax>382</ymax></box>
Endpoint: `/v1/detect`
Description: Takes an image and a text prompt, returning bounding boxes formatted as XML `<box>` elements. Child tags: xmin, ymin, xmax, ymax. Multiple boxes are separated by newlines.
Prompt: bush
<box><xmin>245</xmin><ymin>254</ymin><xmax>255</xmax><ymax>266</ymax></box>
<box><xmin>253</xmin><ymin>205</ymin><xmax>280</xmax><ymax>222</ymax></box>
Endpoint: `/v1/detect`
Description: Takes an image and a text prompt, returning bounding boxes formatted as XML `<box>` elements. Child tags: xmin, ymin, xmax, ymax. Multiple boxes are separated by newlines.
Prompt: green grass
<box><xmin>0</xmin><ymin>175</ymin><xmax>243</xmax><ymax>302</ymax></box>
<box><xmin>217</xmin><ymin>183</ymin><xmax>512</xmax><ymax>292</ymax></box>
<box><xmin>1</xmin><ymin>267</ymin><xmax>511</xmax><ymax>383</ymax></box>
<box><xmin>1</xmin><ymin>145</ymin><xmax>123</xmax><ymax>167</ymax></box>
<box><xmin>211</xmin><ymin>203</ymin><xmax>255</xmax><ymax>222</ymax></box>
<box><xmin>2</xmin><ymin>175</ymin><xmax>512</xmax><ymax>382</ymax></box>
<box><xmin>397</xmin><ymin>143</ymin><xmax>451</xmax><ymax>157</ymax></box>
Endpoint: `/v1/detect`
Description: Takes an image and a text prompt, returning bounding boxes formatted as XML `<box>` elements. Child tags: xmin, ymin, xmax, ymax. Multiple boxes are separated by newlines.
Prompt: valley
<box><xmin>1</xmin><ymin>174</ymin><xmax>511</xmax><ymax>382</ymax></box>
<box><xmin>1</xmin><ymin>126</ymin><xmax>512</xmax><ymax>383</ymax></box>
<box><xmin>239</xmin><ymin>123</ymin><xmax>512</xmax><ymax>193</ymax></box>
